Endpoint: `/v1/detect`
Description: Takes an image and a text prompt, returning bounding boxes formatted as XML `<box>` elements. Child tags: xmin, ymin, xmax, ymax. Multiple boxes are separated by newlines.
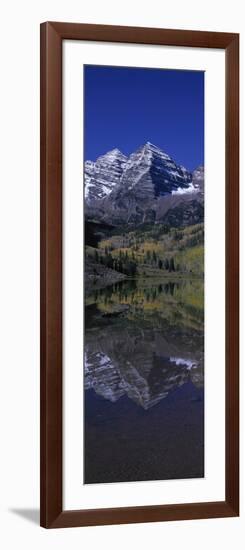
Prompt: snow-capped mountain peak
<box><xmin>141</xmin><ymin>141</ymin><xmax>171</xmax><ymax>159</ymax></box>
<box><xmin>104</xmin><ymin>147</ymin><xmax>126</xmax><ymax>159</ymax></box>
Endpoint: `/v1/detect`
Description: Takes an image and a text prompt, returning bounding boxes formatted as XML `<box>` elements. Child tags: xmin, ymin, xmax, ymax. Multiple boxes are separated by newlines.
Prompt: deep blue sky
<box><xmin>84</xmin><ymin>65</ymin><xmax>204</xmax><ymax>171</ymax></box>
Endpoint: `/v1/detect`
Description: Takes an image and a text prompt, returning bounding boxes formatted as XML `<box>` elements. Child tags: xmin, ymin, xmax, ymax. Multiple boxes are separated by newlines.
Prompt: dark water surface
<box><xmin>84</xmin><ymin>278</ymin><xmax>204</xmax><ymax>484</ymax></box>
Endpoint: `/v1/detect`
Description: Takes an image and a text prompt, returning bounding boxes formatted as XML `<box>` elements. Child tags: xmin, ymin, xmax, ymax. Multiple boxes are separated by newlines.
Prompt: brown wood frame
<box><xmin>40</xmin><ymin>21</ymin><xmax>239</xmax><ymax>528</ymax></box>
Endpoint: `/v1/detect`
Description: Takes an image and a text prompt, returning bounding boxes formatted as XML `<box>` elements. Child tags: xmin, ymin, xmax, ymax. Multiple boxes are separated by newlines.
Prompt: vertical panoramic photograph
<box><xmin>84</xmin><ymin>65</ymin><xmax>204</xmax><ymax>484</ymax></box>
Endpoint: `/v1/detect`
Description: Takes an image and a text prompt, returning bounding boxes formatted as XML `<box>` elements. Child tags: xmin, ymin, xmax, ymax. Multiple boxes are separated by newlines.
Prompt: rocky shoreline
<box><xmin>85</xmin><ymin>257</ymin><xmax>127</xmax><ymax>290</ymax></box>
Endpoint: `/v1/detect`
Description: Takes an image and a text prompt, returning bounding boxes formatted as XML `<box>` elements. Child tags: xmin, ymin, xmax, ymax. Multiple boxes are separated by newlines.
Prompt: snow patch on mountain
<box><xmin>172</xmin><ymin>182</ymin><xmax>198</xmax><ymax>195</ymax></box>
<box><xmin>170</xmin><ymin>357</ymin><xmax>197</xmax><ymax>370</ymax></box>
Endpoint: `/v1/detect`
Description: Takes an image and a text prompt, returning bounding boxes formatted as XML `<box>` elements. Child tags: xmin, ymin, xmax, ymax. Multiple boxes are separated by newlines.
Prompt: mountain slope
<box><xmin>85</xmin><ymin>148</ymin><xmax>127</xmax><ymax>202</ymax></box>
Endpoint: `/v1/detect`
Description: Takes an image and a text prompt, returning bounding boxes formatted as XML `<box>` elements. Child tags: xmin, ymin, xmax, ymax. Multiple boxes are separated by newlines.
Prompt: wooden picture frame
<box><xmin>40</xmin><ymin>21</ymin><xmax>239</xmax><ymax>528</ymax></box>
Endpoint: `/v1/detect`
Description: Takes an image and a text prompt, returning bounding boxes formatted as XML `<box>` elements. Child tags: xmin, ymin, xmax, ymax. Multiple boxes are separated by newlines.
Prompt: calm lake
<box><xmin>84</xmin><ymin>278</ymin><xmax>204</xmax><ymax>484</ymax></box>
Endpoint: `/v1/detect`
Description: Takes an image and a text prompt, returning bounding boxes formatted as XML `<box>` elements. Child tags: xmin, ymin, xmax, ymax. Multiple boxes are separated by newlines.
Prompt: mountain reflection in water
<box><xmin>84</xmin><ymin>278</ymin><xmax>204</xmax><ymax>484</ymax></box>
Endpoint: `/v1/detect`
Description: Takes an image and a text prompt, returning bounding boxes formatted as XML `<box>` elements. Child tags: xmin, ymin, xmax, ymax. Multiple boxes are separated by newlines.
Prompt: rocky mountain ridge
<box><xmin>85</xmin><ymin>142</ymin><xmax>204</xmax><ymax>227</ymax></box>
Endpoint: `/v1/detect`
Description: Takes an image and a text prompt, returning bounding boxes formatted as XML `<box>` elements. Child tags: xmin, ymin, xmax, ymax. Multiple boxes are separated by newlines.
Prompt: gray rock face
<box><xmin>192</xmin><ymin>165</ymin><xmax>204</xmax><ymax>194</ymax></box>
<box><xmin>85</xmin><ymin>142</ymin><xmax>204</xmax><ymax>227</ymax></box>
<box><xmin>155</xmin><ymin>193</ymin><xmax>204</xmax><ymax>227</ymax></box>
<box><xmin>85</xmin><ymin>148</ymin><xmax>127</xmax><ymax>202</ymax></box>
